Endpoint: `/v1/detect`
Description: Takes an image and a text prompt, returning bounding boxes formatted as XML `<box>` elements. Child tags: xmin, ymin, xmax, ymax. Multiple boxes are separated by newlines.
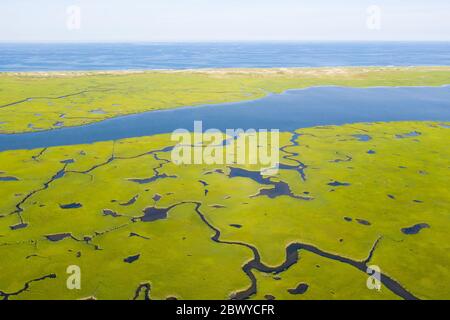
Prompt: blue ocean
<box><xmin>0</xmin><ymin>42</ymin><xmax>450</xmax><ymax>71</ymax></box>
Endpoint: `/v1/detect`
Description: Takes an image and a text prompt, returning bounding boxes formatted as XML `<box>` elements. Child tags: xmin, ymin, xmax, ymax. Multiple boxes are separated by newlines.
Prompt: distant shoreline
<box><xmin>2</xmin><ymin>66</ymin><xmax>450</xmax><ymax>77</ymax></box>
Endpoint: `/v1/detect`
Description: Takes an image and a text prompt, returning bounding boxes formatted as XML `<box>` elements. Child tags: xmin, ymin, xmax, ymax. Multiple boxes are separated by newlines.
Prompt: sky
<box><xmin>0</xmin><ymin>0</ymin><xmax>449</xmax><ymax>42</ymax></box>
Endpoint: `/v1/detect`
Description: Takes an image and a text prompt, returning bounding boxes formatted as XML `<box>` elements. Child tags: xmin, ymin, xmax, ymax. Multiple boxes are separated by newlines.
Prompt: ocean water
<box><xmin>1</xmin><ymin>86</ymin><xmax>449</xmax><ymax>151</ymax></box>
<box><xmin>0</xmin><ymin>42</ymin><xmax>450</xmax><ymax>71</ymax></box>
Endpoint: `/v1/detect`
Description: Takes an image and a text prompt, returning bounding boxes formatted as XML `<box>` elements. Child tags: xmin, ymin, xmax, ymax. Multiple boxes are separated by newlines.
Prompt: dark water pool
<box><xmin>0</xmin><ymin>85</ymin><xmax>449</xmax><ymax>151</ymax></box>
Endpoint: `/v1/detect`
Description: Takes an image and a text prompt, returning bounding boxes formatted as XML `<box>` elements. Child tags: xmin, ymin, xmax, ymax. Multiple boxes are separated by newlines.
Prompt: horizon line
<box><xmin>1</xmin><ymin>40</ymin><xmax>450</xmax><ymax>44</ymax></box>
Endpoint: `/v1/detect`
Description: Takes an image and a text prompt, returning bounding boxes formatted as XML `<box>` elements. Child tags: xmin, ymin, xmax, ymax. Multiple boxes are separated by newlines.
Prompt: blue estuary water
<box><xmin>1</xmin><ymin>86</ymin><xmax>449</xmax><ymax>151</ymax></box>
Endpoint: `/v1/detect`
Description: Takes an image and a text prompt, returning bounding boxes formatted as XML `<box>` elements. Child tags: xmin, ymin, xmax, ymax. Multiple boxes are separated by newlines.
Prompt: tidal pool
<box><xmin>0</xmin><ymin>86</ymin><xmax>450</xmax><ymax>151</ymax></box>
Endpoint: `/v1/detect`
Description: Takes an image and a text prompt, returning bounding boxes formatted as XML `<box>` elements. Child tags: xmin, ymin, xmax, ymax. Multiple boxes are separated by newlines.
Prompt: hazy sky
<box><xmin>1</xmin><ymin>0</ymin><xmax>449</xmax><ymax>42</ymax></box>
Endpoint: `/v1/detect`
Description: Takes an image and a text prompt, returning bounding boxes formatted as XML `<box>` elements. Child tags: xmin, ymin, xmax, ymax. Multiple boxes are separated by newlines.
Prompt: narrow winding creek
<box><xmin>1</xmin><ymin>85</ymin><xmax>450</xmax><ymax>151</ymax></box>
